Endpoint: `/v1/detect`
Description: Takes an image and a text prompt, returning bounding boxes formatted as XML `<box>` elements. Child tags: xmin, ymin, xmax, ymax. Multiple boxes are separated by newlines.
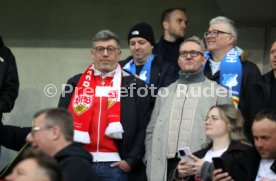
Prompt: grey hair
<box><xmin>33</xmin><ymin>108</ymin><xmax>74</xmax><ymax>141</ymax></box>
<box><xmin>92</xmin><ymin>30</ymin><xmax>120</xmax><ymax>49</ymax></box>
<box><xmin>210</xmin><ymin>16</ymin><xmax>238</xmax><ymax>44</ymax></box>
<box><xmin>180</xmin><ymin>35</ymin><xmax>205</xmax><ymax>53</ymax></box>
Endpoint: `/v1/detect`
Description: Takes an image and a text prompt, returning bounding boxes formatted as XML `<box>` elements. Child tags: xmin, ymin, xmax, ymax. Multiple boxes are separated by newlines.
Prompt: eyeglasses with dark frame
<box><xmin>31</xmin><ymin>125</ymin><xmax>53</xmax><ymax>135</ymax></box>
<box><xmin>179</xmin><ymin>50</ymin><xmax>204</xmax><ymax>58</ymax></box>
<box><xmin>204</xmin><ymin>30</ymin><xmax>232</xmax><ymax>38</ymax></box>
<box><xmin>94</xmin><ymin>46</ymin><xmax>119</xmax><ymax>55</ymax></box>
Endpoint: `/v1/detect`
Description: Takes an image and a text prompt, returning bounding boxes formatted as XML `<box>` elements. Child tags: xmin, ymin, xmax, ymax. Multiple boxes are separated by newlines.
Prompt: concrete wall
<box><xmin>0</xmin><ymin>0</ymin><xmax>275</xmax><ymax>169</ymax></box>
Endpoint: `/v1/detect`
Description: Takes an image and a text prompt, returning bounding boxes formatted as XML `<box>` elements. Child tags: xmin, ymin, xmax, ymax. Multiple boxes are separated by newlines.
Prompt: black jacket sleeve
<box><xmin>58</xmin><ymin>74</ymin><xmax>81</xmax><ymax>108</ymax></box>
<box><xmin>0</xmin><ymin>45</ymin><xmax>19</xmax><ymax>113</ymax></box>
<box><xmin>60</xmin><ymin>156</ymin><xmax>100</xmax><ymax>181</ymax></box>
<box><xmin>123</xmin><ymin>79</ymin><xmax>152</xmax><ymax>170</ymax></box>
<box><xmin>0</xmin><ymin>123</ymin><xmax>30</xmax><ymax>151</ymax></box>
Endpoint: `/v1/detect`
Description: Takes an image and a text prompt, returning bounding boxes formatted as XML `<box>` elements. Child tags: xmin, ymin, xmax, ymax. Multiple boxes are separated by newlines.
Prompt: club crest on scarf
<box><xmin>108</xmin><ymin>90</ymin><xmax>118</xmax><ymax>109</ymax></box>
<box><xmin>73</xmin><ymin>94</ymin><xmax>93</xmax><ymax>115</ymax></box>
<box><xmin>222</xmin><ymin>74</ymin><xmax>238</xmax><ymax>88</ymax></box>
<box><xmin>205</xmin><ymin>47</ymin><xmax>242</xmax><ymax>108</ymax></box>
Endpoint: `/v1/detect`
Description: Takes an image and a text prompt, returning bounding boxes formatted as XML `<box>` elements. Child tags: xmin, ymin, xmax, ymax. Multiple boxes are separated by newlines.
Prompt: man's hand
<box><xmin>110</xmin><ymin>160</ymin><xmax>132</xmax><ymax>172</ymax></box>
<box><xmin>212</xmin><ymin>169</ymin><xmax>233</xmax><ymax>181</ymax></box>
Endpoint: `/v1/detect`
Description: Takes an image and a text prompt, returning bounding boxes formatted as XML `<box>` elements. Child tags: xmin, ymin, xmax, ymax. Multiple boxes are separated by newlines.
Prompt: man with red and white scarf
<box><xmin>58</xmin><ymin>30</ymin><xmax>151</xmax><ymax>181</ymax></box>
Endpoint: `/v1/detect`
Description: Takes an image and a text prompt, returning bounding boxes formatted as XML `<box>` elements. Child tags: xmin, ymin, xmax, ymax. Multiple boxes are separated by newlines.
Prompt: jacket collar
<box><xmin>178</xmin><ymin>69</ymin><xmax>205</xmax><ymax>84</ymax></box>
<box><xmin>160</xmin><ymin>35</ymin><xmax>184</xmax><ymax>45</ymax></box>
<box><xmin>224</xmin><ymin>141</ymin><xmax>252</xmax><ymax>153</ymax></box>
<box><xmin>263</xmin><ymin>70</ymin><xmax>276</xmax><ymax>84</ymax></box>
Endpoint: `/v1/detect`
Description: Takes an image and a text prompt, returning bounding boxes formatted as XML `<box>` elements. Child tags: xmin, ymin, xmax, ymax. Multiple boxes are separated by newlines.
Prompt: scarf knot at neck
<box><xmin>69</xmin><ymin>64</ymin><xmax>124</xmax><ymax>144</ymax></box>
<box><xmin>123</xmin><ymin>54</ymin><xmax>154</xmax><ymax>84</ymax></box>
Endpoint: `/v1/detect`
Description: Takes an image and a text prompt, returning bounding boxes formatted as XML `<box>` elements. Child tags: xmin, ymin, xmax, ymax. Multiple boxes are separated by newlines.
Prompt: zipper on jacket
<box><xmin>97</xmin><ymin>76</ymin><xmax>105</xmax><ymax>153</ymax></box>
<box><xmin>176</xmin><ymin>84</ymin><xmax>188</xmax><ymax>152</ymax></box>
<box><xmin>97</xmin><ymin>96</ymin><xmax>102</xmax><ymax>152</ymax></box>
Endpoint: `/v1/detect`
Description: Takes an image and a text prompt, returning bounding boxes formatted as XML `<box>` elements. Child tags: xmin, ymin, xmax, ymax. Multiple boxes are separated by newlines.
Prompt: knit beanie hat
<box><xmin>128</xmin><ymin>22</ymin><xmax>155</xmax><ymax>46</ymax></box>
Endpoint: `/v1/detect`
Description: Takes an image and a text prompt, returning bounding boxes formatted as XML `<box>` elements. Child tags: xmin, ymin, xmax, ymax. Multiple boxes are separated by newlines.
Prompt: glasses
<box><xmin>94</xmin><ymin>46</ymin><xmax>118</xmax><ymax>55</ymax></box>
<box><xmin>179</xmin><ymin>50</ymin><xmax>204</xmax><ymax>58</ymax></box>
<box><xmin>204</xmin><ymin>30</ymin><xmax>232</xmax><ymax>38</ymax></box>
<box><xmin>31</xmin><ymin>125</ymin><xmax>53</xmax><ymax>135</ymax></box>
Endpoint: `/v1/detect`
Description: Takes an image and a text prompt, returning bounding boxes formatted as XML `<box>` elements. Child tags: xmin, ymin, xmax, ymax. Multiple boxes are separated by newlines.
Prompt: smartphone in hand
<box><xmin>178</xmin><ymin>147</ymin><xmax>193</xmax><ymax>162</ymax></box>
<box><xmin>212</xmin><ymin>157</ymin><xmax>226</xmax><ymax>172</ymax></box>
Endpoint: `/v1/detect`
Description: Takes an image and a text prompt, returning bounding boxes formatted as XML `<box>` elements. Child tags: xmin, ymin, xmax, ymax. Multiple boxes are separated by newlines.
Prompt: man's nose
<box><xmin>102</xmin><ymin>48</ymin><xmax>109</xmax><ymax>56</ymax></box>
<box><xmin>182</xmin><ymin>21</ymin><xmax>186</xmax><ymax>28</ymax></box>
<box><xmin>254</xmin><ymin>139</ymin><xmax>263</xmax><ymax>148</ymax></box>
<box><xmin>5</xmin><ymin>171</ymin><xmax>15</xmax><ymax>181</ymax></box>
<box><xmin>26</xmin><ymin>133</ymin><xmax>34</xmax><ymax>143</ymax></box>
<box><xmin>134</xmin><ymin>44</ymin><xmax>141</xmax><ymax>50</ymax></box>
<box><xmin>186</xmin><ymin>53</ymin><xmax>192</xmax><ymax>58</ymax></box>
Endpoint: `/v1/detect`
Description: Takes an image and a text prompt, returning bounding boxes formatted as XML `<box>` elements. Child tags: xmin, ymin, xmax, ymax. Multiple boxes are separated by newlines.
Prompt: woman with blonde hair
<box><xmin>169</xmin><ymin>104</ymin><xmax>251</xmax><ymax>181</ymax></box>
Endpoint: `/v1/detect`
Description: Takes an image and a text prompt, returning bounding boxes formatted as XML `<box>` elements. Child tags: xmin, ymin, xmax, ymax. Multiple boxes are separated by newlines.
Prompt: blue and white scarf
<box><xmin>123</xmin><ymin>54</ymin><xmax>155</xmax><ymax>84</ymax></box>
<box><xmin>205</xmin><ymin>47</ymin><xmax>242</xmax><ymax>107</ymax></box>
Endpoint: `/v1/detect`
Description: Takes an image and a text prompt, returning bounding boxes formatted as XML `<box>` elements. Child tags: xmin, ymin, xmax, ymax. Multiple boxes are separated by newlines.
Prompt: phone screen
<box><xmin>212</xmin><ymin>157</ymin><xmax>226</xmax><ymax>172</ymax></box>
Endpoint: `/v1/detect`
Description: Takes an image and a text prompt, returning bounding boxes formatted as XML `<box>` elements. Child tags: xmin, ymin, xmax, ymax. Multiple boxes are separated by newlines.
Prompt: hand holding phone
<box><xmin>212</xmin><ymin>157</ymin><xmax>226</xmax><ymax>172</ymax></box>
<box><xmin>178</xmin><ymin>147</ymin><xmax>193</xmax><ymax>162</ymax></box>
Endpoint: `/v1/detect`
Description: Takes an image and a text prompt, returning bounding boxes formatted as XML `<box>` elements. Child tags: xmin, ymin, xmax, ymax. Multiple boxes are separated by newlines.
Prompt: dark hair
<box><xmin>254</xmin><ymin>108</ymin><xmax>276</xmax><ymax>123</ymax></box>
<box><xmin>23</xmin><ymin>148</ymin><xmax>62</xmax><ymax>181</ymax></box>
<box><xmin>271</xmin><ymin>40</ymin><xmax>276</xmax><ymax>49</ymax></box>
<box><xmin>161</xmin><ymin>7</ymin><xmax>186</xmax><ymax>26</ymax></box>
<box><xmin>33</xmin><ymin>108</ymin><xmax>74</xmax><ymax>141</ymax></box>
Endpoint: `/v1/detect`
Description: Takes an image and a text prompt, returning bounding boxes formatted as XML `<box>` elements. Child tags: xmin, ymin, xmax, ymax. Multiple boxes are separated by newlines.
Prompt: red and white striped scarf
<box><xmin>68</xmin><ymin>64</ymin><xmax>123</xmax><ymax>143</ymax></box>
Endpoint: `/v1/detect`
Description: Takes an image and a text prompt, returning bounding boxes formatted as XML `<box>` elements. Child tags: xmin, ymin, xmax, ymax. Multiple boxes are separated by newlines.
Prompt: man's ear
<box><xmin>150</xmin><ymin>45</ymin><xmax>154</xmax><ymax>51</ymax></box>
<box><xmin>91</xmin><ymin>49</ymin><xmax>94</xmax><ymax>56</ymax></box>
<box><xmin>163</xmin><ymin>21</ymin><xmax>169</xmax><ymax>30</ymax></box>
<box><xmin>201</xmin><ymin>57</ymin><xmax>207</xmax><ymax>65</ymax></box>
<box><xmin>118</xmin><ymin>49</ymin><xmax>122</xmax><ymax>55</ymax></box>
<box><xmin>228</xmin><ymin>35</ymin><xmax>235</xmax><ymax>45</ymax></box>
<box><xmin>117</xmin><ymin>50</ymin><xmax>122</xmax><ymax>59</ymax></box>
<box><xmin>51</xmin><ymin>125</ymin><xmax>61</xmax><ymax>140</ymax></box>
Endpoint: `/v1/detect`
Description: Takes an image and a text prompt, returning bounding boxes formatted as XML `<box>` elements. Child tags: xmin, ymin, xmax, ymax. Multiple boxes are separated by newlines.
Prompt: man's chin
<box><xmin>178</xmin><ymin>33</ymin><xmax>185</xmax><ymax>38</ymax></box>
<box><xmin>180</xmin><ymin>68</ymin><xmax>197</xmax><ymax>73</ymax></box>
<box><xmin>133</xmin><ymin>55</ymin><xmax>143</xmax><ymax>61</ymax></box>
<box><xmin>99</xmin><ymin>65</ymin><xmax>117</xmax><ymax>73</ymax></box>
<box><xmin>259</xmin><ymin>152</ymin><xmax>271</xmax><ymax>159</ymax></box>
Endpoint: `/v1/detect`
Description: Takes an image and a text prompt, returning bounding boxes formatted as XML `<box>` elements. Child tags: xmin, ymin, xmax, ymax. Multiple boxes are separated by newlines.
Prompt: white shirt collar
<box><xmin>92</xmin><ymin>64</ymin><xmax>116</xmax><ymax>77</ymax></box>
<box><xmin>209</xmin><ymin>58</ymin><xmax>221</xmax><ymax>75</ymax></box>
